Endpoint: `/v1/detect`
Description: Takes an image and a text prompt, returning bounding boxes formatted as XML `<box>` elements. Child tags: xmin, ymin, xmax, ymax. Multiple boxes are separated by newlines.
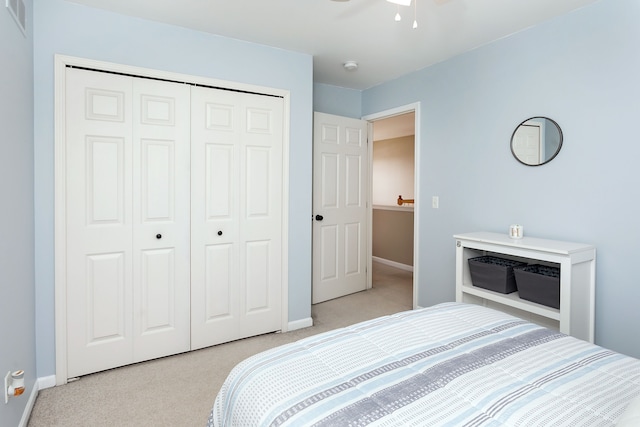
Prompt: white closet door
<box><xmin>190</xmin><ymin>87</ymin><xmax>283</xmax><ymax>350</ymax></box>
<box><xmin>65</xmin><ymin>68</ymin><xmax>191</xmax><ymax>377</ymax></box>
<box><xmin>66</xmin><ymin>68</ymin><xmax>135</xmax><ymax>377</ymax></box>
<box><xmin>131</xmin><ymin>78</ymin><xmax>191</xmax><ymax>362</ymax></box>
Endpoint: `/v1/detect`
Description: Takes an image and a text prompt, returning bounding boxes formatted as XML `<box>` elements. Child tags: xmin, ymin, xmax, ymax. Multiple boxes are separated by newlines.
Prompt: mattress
<box><xmin>208</xmin><ymin>302</ymin><xmax>640</xmax><ymax>426</ymax></box>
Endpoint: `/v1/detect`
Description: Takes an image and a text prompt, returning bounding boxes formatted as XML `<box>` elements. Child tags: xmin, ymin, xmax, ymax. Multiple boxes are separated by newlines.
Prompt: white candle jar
<box><xmin>509</xmin><ymin>224</ymin><xmax>523</xmax><ymax>239</ymax></box>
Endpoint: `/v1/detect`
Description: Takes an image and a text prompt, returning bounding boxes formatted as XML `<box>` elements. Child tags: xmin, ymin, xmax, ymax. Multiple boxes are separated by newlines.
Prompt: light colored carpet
<box><xmin>28</xmin><ymin>262</ymin><xmax>412</xmax><ymax>426</ymax></box>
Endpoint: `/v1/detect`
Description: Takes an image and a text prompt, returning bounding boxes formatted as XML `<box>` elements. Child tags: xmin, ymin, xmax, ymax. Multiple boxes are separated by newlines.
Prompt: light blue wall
<box><xmin>27</xmin><ymin>0</ymin><xmax>640</xmax><ymax>385</ymax></box>
<box><xmin>313</xmin><ymin>83</ymin><xmax>362</xmax><ymax>118</ymax></box>
<box><xmin>363</xmin><ymin>0</ymin><xmax>640</xmax><ymax>357</ymax></box>
<box><xmin>0</xmin><ymin>0</ymin><xmax>36</xmax><ymax>425</ymax></box>
<box><xmin>33</xmin><ymin>0</ymin><xmax>313</xmax><ymax>377</ymax></box>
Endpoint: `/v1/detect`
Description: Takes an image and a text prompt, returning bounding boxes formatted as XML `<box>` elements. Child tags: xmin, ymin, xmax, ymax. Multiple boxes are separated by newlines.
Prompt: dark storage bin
<box><xmin>468</xmin><ymin>256</ymin><xmax>527</xmax><ymax>294</ymax></box>
<box><xmin>513</xmin><ymin>264</ymin><xmax>560</xmax><ymax>309</ymax></box>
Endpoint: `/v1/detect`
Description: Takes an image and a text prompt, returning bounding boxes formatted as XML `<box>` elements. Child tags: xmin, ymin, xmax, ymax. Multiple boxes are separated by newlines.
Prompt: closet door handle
<box><xmin>315</xmin><ymin>215</ymin><xmax>324</xmax><ymax>221</ymax></box>
<box><xmin>156</xmin><ymin>234</ymin><xmax>162</xmax><ymax>239</ymax></box>
<box><xmin>217</xmin><ymin>231</ymin><xmax>223</xmax><ymax>236</ymax></box>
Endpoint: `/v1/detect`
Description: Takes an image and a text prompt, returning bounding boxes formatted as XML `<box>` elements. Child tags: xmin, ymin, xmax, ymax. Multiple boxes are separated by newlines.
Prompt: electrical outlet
<box><xmin>4</xmin><ymin>371</ymin><xmax>10</xmax><ymax>404</ymax></box>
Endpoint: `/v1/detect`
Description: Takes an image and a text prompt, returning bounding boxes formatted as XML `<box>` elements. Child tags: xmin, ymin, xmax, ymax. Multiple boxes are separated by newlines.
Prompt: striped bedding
<box><xmin>208</xmin><ymin>302</ymin><xmax>640</xmax><ymax>426</ymax></box>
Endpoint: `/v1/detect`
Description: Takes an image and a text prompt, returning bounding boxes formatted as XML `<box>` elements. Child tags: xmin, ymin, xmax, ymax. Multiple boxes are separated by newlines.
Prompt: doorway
<box><xmin>364</xmin><ymin>103</ymin><xmax>420</xmax><ymax>309</ymax></box>
<box><xmin>311</xmin><ymin>104</ymin><xmax>420</xmax><ymax>310</ymax></box>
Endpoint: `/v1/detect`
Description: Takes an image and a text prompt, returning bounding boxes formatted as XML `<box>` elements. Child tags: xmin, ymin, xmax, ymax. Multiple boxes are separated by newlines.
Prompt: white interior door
<box><xmin>65</xmin><ymin>68</ymin><xmax>191</xmax><ymax>378</ymax></box>
<box><xmin>512</xmin><ymin>123</ymin><xmax>542</xmax><ymax>164</ymax></box>
<box><xmin>190</xmin><ymin>87</ymin><xmax>284</xmax><ymax>350</ymax></box>
<box><xmin>312</xmin><ymin>112</ymin><xmax>369</xmax><ymax>304</ymax></box>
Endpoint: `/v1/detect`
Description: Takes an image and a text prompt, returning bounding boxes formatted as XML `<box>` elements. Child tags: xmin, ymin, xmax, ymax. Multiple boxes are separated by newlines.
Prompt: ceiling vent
<box><xmin>6</xmin><ymin>0</ymin><xmax>26</xmax><ymax>36</ymax></box>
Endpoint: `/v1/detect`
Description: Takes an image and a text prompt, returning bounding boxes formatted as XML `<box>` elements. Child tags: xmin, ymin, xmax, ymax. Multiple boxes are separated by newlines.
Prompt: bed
<box><xmin>208</xmin><ymin>302</ymin><xmax>640</xmax><ymax>426</ymax></box>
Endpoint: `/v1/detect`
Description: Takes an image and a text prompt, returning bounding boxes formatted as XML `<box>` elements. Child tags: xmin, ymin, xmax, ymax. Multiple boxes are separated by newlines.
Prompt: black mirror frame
<box><xmin>510</xmin><ymin>116</ymin><xmax>563</xmax><ymax>167</ymax></box>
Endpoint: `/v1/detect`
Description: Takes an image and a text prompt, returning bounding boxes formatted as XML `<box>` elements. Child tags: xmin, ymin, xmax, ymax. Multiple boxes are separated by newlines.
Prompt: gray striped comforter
<box><xmin>209</xmin><ymin>302</ymin><xmax>640</xmax><ymax>426</ymax></box>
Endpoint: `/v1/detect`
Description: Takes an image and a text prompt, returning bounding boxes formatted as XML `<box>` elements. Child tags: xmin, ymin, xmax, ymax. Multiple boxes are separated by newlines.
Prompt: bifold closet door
<box><xmin>190</xmin><ymin>86</ymin><xmax>283</xmax><ymax>350</ymax></box>
<box><xmin>65</xmin><ymin>68</ymin><xmax>191</xmax><ymax>378</ymax></box>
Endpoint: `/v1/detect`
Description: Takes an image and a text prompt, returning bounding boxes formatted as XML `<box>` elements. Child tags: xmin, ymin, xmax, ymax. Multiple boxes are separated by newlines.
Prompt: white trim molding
<box><xmin>16</xmin><ymin>376</ymin><xmax>55</xmax><ymax>427</ymax></box>
<box><xmin>37</xmin><ymin>375</ymin><xmax>56</xmax><ymax>390</ymax></box>
<box><xmin>18</xmin><ymin>382</ymin><xmax>38</xmax><ymax>427</ymax></box>
<box><xmin>363</xmin><ymin>102</ymin><xmax>421</xmax><ymax>310</ymax></box>
<box><xmin>372</xmin><ymin>256</ymin><xmax>414</xmax><ymax>272</ymax></box>
<box><xmin>288</xmin><ymin>317</ymin><xmax>313</xmax><ymax>331</ymax></box>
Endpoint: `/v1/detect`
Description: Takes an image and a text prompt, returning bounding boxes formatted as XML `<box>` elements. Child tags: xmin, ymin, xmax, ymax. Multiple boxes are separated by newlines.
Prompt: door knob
<box><xmin>217</xmin><ymin>230</ymin><xmax>223</xmax><ymax>236</ymax></box>
<box><xmin>156</xmin><ymin>234</ymin><xmax>162</xmax><ymax>239</ymax></box>
<box><xmin>315</xmin><ymin>215</ymin><xmax>324</xmax><ymax>221</ymax></box>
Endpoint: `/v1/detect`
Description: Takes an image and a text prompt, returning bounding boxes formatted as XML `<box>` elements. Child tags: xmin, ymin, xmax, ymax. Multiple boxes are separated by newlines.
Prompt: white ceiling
<box><xmin>68</xmin><ymin>0</ymin><xmax>599</xmax><ymax>90</ymax></box>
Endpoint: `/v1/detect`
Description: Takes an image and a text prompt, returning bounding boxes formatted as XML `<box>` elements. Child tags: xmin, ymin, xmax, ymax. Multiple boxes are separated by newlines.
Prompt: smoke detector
<box><xmin>343</xmin><ymin>61</ymin><xmax>358</xmax><ymax>71</ymax></box>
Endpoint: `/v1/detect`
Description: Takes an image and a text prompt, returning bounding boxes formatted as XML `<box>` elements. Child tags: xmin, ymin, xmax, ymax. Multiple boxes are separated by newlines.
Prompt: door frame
<box><xmin>363</xmin><ymin>102</ymin><xmax>421</xmax><ymax>309</ymax></box>
<box><xmin>53</xmin><ymin>54</ymin><xmax>291</xmax><ymax>385</ymax></box>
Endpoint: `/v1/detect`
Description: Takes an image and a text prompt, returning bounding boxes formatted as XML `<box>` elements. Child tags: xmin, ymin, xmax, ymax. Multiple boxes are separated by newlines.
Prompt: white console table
<box><xmin>454</xmin><ymin>232</ymin><xmax>596</xmax><ymax>343</ymax></box>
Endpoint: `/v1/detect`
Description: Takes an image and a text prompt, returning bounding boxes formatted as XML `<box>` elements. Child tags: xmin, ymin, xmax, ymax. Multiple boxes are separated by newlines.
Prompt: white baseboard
<box><xmin>37</xmin><ymin>375</ymin><xmax>56</xmax><ymax>390</ymax></box>
<box><xmin>19</xmin><ymin>381</ymin><xmax>39</xmax><ymax>427</ymax></box>
<box><xmin>288</xmin><ymin>317</ymin><xmax>313</xmax><ymax>331</ymax></box>
<box><xmin>372</xmin><ymin>256</ymin><xmax>414</xmax><ymax>272</ymax></box>
<box><xmin>17</xmin><ymin>376</ymin><xmax>57</xmax><ymax>426</ymax></box>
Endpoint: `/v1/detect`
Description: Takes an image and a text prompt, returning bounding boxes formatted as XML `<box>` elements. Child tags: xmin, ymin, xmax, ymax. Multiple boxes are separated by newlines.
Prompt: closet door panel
<box><xmin>67</xmin><ymin>70</ymin><xmax>192</xmax><ymax>376</ymax></box>
<box><xmin>245</xmin><ymin>147</ymin><xmax>270</xmax><ymax>217</ymax></box>
<box><xmin>200</xmin><ymin>242</ymin><xmax>240</xmax><ymax>345</ymax></box>
<box><xmin>141</xmin><ymin>140</ymin><xmax>173</xmax><ymax>220</ymax></box>
<box><xmin>206</xmin><ymin>144</ymin><xmax>234</xmax><ymax>219</ymax></box>
<box><xmin>205</xmin><ymin>244</ymin><xmax>234</xmax><ymax>318</ymax></box>
<box><xmin>244</xmin><ymin>241</ymin><xmax>269</xmax><ymax>312</ymax></box>
<box><xmin>66</xmin><ymin>68</ymin><xmax>134</xmax><ymax>378</ymax></box>
<box><xmin>191</xmin><ymin>87</ymin><xmax>283</xmax><ymax>349</ymax></box>
<box><xmin>85</xmin><ymin>252</ymin><xmax>126</xmax><ymax>342</ymax></box>
<box><xmin>239</xmin><ymin>93</ymin><xmax>283</xmax><ymax>335</ymax></box>
<box><xmin>139</xmin><ymin>248</ymin><xmax>176</xmax><ymax>331</ymax></box>
<box><xmin>132</xmin><ymin>78</ymin><xmax>191</xmax><ymax>362</ymax></box>
<box><xmin>191</xmin><ymin>88</ymin><xmax>241</xmax><ymax>350</ymax></box>
<box><xmin>86</xmin><ymin>137</ymin><xmax>125</xmax><ymax>224</ymax></box>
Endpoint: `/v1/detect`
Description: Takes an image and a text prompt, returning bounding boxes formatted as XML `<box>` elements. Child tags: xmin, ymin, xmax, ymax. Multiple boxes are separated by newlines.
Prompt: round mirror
<box><xmin>511</xmin><ymin>117</ymin><xmax>563</xmax><ymax>166</ymax></box>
